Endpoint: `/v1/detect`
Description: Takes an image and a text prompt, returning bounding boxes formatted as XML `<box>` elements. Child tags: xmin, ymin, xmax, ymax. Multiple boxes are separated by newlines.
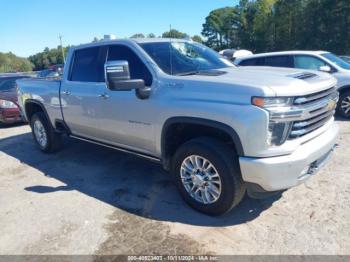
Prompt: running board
<box><xmin>70</xmin><ymin>135</ymin><xmax>161</xmax><ymax>163</ymax></box>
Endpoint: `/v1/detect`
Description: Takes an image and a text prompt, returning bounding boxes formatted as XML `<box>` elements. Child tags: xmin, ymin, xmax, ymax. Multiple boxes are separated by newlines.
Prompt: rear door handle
<box><xmin>98</xmin><ymin>93</ymin><xmax>110</xmax><ymax>99</ymax></box>
<box><xmin>63</xmin><ymin>90</ymin><xmax>71</xmax><ymax>95</ymax></box>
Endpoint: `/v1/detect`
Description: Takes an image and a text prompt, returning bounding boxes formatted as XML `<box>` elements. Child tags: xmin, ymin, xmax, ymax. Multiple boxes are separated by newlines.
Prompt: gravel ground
<box><xmin>0</xmin><ymin>120</ymin><xmax>349</xmax><ymax>255</ymax></box>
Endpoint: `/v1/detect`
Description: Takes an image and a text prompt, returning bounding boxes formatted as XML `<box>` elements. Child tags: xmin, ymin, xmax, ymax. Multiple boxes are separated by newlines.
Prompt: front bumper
<box><xmin>0</xmin><ymin>108</ymin><xmax>22</xmax><ymax>124</ymax></box>
<box><xmin>239</xmin><ymin>122</ymin><xmax>339</xmax><ymax>191</ymax></box>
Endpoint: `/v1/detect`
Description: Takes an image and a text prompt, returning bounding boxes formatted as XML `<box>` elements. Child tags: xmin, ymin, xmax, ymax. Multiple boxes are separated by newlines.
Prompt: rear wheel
<box><xmin>30</xmin><ymin>112</ymin><xmax>62</xmax><ymax>153</ymax></box>
<box><xmin>172</xmin><ymin>137</ymin><xmax>246</xmax><ymax>216</ymax></box>
<box><xmin>337</xmin><ymin>90</ymin><xmax>350</xmax><ymax>119</ymax></box>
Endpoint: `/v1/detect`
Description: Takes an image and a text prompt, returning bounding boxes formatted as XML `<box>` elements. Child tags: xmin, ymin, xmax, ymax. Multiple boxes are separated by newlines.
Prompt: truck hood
<box><xmin>183</xmin><ymin>66</ymin><xmax>337</xmax><ymax>97</ymax></box>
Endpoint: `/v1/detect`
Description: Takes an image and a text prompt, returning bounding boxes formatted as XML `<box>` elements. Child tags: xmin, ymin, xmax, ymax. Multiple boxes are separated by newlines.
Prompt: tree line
<box><xmin>130</xmin><ymin>30</ymin><xmax>203</xmax><ymax>43</ymax></box>
<box><xmin>28</xmin><ymin>46</ymin><xmax>69</xmax><ymax>71</ymax></box>
<box><xmin>202</xmin><ymin>0</ymin><xmax>350</xmax><ymax>54</ymax></box>
<box><xmin>0</xmin><ymin>52</ymin><xmax>34</xmax><ymax>73</ymax></box>
<box><xmin>0</xmin><ymin>46</ymin><xmax>69</xmax><ymax>73</ymax></box>
<box><xmin>1</xmin><ymin>0</ymin><xmax>349</xmax><ymax>73</ymax></box>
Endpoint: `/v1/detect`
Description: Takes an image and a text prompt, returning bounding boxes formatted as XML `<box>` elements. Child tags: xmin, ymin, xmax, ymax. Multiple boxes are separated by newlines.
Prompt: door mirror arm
<box><xmin>136</xmin><ymin>86</ymin><xmax>151</xmax><ymax>100</ymax></box>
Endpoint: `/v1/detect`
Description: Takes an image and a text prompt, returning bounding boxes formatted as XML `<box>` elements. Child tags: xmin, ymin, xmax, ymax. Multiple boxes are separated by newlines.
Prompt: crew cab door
<box><xmin>98</xmin><ymin>44</ymin><xmax>156</xmax><ymax>155</ymax></box>
<box><xmin>60</xmin><ymin>46</ymin><xmax>108</xmax><ymax>140</ymax></box>
<box><xmin>61</xmin><ymin>44</ymin><xmax>157</xmax><ymax>155</ymax></box>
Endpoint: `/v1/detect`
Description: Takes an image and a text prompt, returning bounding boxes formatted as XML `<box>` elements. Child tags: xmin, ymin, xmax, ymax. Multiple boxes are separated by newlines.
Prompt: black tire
<box><xmin>337</xmin><ymin>90</ymin><xmax>350</xmax><ymax>119</ymax></box>
<box><xmin>30</xmin><ymin>112</ymin><xmax>62</xmax><ymax>153</ymax></box>
<box><xmin>172</xmin><ymin>137</ymin><xmax>246</xmax><ymax>216</ymax></box>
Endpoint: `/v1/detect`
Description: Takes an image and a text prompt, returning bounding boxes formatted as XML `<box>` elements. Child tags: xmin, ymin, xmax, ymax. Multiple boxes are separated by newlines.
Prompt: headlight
<box><xmin>0</xmin><ymin>100</ymin><xmax>18</xmax><ymax>109</ymax></box>
<box><xmin>252</xmin><ymin>97</ymin><xmax>293</xmax><ymax>107</ymax></box>
<box><xmin>252</xmin><ymin>96</ymin><xmax>294</xmax><ymax>146</ymax></box>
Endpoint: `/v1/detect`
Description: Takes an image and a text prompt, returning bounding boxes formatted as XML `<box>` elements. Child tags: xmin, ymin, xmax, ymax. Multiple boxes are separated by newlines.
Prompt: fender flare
<box><xmin>24</xmin><ymin>99</ymin><xmax>53</xmax><ymax>126</ymax></box>
<box><xmin>161</xmin><ymin>117</ymin><xmax>245</xmax><ymax>158</ymax></box>
<box><xmin>338</xmin><ymin>85</ymin><xmax>350</xmax><ymax>93</ymax></box>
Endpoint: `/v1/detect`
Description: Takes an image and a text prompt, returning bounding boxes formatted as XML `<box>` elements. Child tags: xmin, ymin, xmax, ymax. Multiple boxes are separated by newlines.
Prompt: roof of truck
<box><xmin>236</xmin><ymin>50</ymin><xmax>330</xmax><ymax>61</ymax></box>
<box><xmin>73</xmin><ymin>38</ymin><xmax>191</xmax><ymax>50</ymax></box>
<box><xmin>132</xmin><ymin>38</ymin><xmax>188</xmax><ymax>43</ymax></box>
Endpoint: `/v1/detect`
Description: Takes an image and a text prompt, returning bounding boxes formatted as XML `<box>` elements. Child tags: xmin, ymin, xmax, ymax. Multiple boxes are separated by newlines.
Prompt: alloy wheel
<box><xmin>180</xmin><ymin>155</ymin><xmax>222</xmax><ymax>204</ymax></box>
<box><xmin>33</xmin><ymin>120</ymin><xmax>48</xmax><ymax>148</ymax></box>
<box><xmin>341</xmin><ymin>95</ymin><xmax>350</xmax><ymax>116</ymax></box>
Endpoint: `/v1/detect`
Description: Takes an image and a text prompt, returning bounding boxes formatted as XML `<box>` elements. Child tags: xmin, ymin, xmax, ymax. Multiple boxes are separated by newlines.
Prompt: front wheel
<box><xmin>337</xmin><ymin>90</ymin><xmax>350</xmax><ymax>119</ymax></box>
<box><xmin>172</xmin><ymin>137</ymin><xmax>246</xmax><ymax>216</ymax></box>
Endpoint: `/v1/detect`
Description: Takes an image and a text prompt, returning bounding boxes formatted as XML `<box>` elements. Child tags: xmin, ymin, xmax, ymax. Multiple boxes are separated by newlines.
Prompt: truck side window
<box><xmin>239</xmin><ymin>58</ymin><xmax>258</xmax><ymax>66</ymax></box>
<box><xmin>294</xmin><ymin>55</ymin><xmax>328</xmax><ymax>70</ymax></box>
<box><xmin>107</xmin><ymin>45</ymin><xmax>153</xmax><ymax>86</ymax></box>
<box><xmin>70</xmin><ymin>47</ymin><xmax>106</xmax><ymax>82</ymax></box>
<box><xmin>264</xmin><ymin>56</ymin><xmax>293</xmax><ymax>68</ymax></box>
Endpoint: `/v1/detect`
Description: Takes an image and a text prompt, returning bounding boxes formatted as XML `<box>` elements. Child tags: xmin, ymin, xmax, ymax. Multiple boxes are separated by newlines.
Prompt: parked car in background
<box><xmin>340</xmin><ymin>56</ymin><xmax>350</xmax><ymax>63</ymax></box>
<box><xmin>219</xmin><ymin>49</ymin><xmax>253</xmax><ymax>62</ymax></box>
<box><xmin>0</xmin><ymin>75</ymin><xmax>30</xmax><ymax>124</ymax></box>
<box><xmin>17</xmin><ymin>39</ymin><xmax>339</xmax><ymax>215</ymax></box>
<box><xmin>235</xmin><ymin>51</ymin><xmax>350</xmax><ymax>119</ymax></box>
<box><xmin>37</xmin><ymin>64</ymin><xmax>64</xmax><ymax>78</ymax></box>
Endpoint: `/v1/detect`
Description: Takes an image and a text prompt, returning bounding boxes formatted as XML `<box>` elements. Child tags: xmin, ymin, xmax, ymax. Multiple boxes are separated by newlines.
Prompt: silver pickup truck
<box><xmin>17</xmin><ymin>39</ymin><xmax>339</xmax><ymax>215</ymax></box>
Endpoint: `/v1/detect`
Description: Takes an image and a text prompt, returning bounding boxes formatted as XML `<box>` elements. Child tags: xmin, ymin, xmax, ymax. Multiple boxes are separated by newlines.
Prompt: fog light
<box><xmin>267</xmin><ymin>122</ymin><xmax>292</xmax><ymax>146</ymax></box>
<box><xmin>298</xmin><ymin>166</ymin><xmax>311</xmax><ymax>180</ymax></box>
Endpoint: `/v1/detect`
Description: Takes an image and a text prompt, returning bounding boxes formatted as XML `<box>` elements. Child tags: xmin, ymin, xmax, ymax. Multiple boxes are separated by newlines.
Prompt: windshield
<box><xmin>0</xmin><ymin>78</ymin><xmax>17</xmax><ymax>92</ymax></box>
<box><xmin>139</xmin><ymin>41</ymin><xmax>233</xmax><ymax>75</ymax></box>
<box><xmin>322</xmin><ymin>53</ymin><xmax>350</xmax><ymax>70</ymax></box>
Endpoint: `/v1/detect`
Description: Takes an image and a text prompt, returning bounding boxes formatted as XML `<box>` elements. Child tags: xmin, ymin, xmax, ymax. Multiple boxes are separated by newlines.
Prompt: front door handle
<box><xmin>98</xmin><ymin>93</ymin><xmax>110</xmax><ymax>99</ymax></box>
<box><xmin>63</xmin><ymin>90</ymin><xmax>71</xmax><ymax>95</ymax></box>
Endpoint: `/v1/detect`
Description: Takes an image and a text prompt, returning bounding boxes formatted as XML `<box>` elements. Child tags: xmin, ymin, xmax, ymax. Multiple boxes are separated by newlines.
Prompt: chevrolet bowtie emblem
<box><xmin>327</xmin><ymin>99</ymin><xmax>337</xmax><ymax>111</ymax></box>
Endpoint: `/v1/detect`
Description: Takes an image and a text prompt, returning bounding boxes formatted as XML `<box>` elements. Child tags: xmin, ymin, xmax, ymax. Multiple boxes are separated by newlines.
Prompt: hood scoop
<box><xmin>288</xmin><ymin>72</ymin><xmax>318</xmax><ymax>80</ymax></box>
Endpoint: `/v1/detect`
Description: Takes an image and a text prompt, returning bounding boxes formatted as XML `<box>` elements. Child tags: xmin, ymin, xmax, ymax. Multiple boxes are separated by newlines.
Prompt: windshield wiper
<box><xmin>175</xmin><ymin>71</ymin><xmax>202</xmax><ymax>76</ymax></box>
<box><xmin>176</xmin><ymin>69</ymin><xmax>226</xmax><ymax>76</ymax></box>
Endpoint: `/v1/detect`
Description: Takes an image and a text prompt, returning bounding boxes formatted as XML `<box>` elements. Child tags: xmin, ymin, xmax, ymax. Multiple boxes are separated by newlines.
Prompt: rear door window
<box><xmin>263</xmin><ymin>56</ymin><xmax>293</xmax><ymax>68</ymax></box>
<box><xmin>239</xmin><ymin>58</ymin><xmax>259</xmax><ymax>66</ymax></box>
<box><xmin>70</xmin><ymin>46</ymin><xmax>107</xmax><ymax>82</ymax></box>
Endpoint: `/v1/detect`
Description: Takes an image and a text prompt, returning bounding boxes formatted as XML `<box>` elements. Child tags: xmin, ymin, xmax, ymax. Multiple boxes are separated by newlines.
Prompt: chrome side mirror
<box><xmin>104</xmin><ymin>60</ymin><xmax>151</xmax><ymax>99</ymax></box>
<box><xmin>319</xmin><ymin>65</ymin><xmax>332</xmax><ymax>73</ymax></box>
<box><xmin>105</xmin><ymin>60</ymin><xmax>145</xmax><ymax>91</ymax></box>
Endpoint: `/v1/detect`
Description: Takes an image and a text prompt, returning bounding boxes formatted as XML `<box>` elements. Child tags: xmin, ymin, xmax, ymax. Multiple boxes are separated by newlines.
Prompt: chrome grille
<box><xmin>289</xmin><ymin>87</ymin><xmax>338</xmax><ymax>139</ymax></box>
<box><xmin>294</xmin><ymin>87</ymin><xmax>336</xmax><ymax>105</ymax></box>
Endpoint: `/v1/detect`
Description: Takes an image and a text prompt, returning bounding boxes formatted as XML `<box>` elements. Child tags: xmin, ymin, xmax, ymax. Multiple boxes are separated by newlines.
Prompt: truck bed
<box><xmin>16</xmin><ymin>78</ymin><xmax>63</xmax><ymax>126</ymax></box>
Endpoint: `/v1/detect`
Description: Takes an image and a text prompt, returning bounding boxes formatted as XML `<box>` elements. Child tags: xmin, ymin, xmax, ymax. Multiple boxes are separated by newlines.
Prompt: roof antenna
<box><xmin>169</xmin><ymin>24</ymin><xmax>173</xmax><ymax>75</ymax></box>
<box><xmin>58</xmin><ymin>34</ymin><xmax>66</xmax><ymax>64</ymax></box>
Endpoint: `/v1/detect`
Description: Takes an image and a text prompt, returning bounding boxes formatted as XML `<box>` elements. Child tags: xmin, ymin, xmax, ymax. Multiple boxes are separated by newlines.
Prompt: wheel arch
<box><xmin>24</xmin><ymin>100</ymin><xmax>50</xmax><ymax>122</ymax></box>
<box><xmin>161</xmin><ymin>117</ymin><xmax>244</xmax><ymax>170</ymax></box>
<box><xmin>25</xmin><ymin>100</ymin><xmax>69</xmax><ymax>133</ymax></box>
<box><xmin>338</xmin><ymin>85</ymin><xmax>350</xmax><ymax>94</ymax></box>
<box><xmin>337</xmin><ymin>86</ymin><xmax>350</xmax><ymax>118</ymax></box>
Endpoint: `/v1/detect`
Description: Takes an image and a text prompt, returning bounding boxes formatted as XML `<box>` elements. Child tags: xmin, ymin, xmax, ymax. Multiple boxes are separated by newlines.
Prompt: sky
<box><xmin>0</xmin><ymin>0</ymin><xmax>238</xmax><ymax>57</ymax></box>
